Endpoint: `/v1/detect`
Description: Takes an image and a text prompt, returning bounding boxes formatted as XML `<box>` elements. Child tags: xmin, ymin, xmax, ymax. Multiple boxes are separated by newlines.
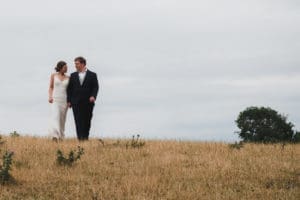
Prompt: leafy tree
<box><xmin>236</xmin><ymin>106</ymin><xmax>297</xmax><ymax>143</ymax></box>
<box><xmin>292</xmin><ymin>131</ymin><xmax>300</xmax><ymax>143</ymax></box>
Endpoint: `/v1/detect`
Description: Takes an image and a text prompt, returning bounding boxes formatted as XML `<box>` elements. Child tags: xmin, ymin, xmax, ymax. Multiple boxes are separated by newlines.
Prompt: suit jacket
<box><xmin>67</xmin><ymin>69</ymin><xmax>99</xmax><ymax>105</ymax></box>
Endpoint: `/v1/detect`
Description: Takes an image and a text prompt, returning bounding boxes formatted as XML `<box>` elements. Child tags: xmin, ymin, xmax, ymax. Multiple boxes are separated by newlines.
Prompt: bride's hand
<box><xmin>48</xmin><ymin>97</ymin><xmax>53</xmax><ymax>103</ymax></box>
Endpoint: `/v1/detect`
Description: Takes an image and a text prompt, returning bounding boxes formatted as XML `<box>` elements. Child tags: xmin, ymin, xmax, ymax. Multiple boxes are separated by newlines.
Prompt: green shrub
<box><xmin>56</xmin><ymin>146</ymin><xmax>84</xmax><ymax>166</ymax></box>
<box><xmin>126</xmin><ymin>134</ymin><xmax>145</xmax><ymax>149</ymax></box>
<box><xmin>10</xmin><ymin>131</ymin><xmax>20</xmax><ymax>137</ymax></box>
<box><xmin>0</xmin><ymin>150</ymin><xmax>14</xmax><ymax>184</ymax></box>
<box><xmin>229</xmin><ymin>141</ymin><xmax>244</xmax><ymax>150</ymax></box>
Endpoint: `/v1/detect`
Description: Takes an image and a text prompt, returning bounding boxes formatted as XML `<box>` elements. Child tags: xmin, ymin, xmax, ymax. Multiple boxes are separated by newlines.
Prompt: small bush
<box><xmin>98</xmin><ymin>138</ymin><xmax>105</xmax><ymax>146</ymax></box>
<box><xmin>126</xmin><ymin>134</ymin><xmax>145</xmax><ymax>149</ymax></box>
<box><xmin>112</xmin><ymin>139</ymin><xmax>121</xmax><ymax>147</ymax></box>
<box><xmin>229</xmin><ymin>141</ymin><xmax>244</xmax><ymax>150</ymax></box>
<box><xmin>56</xmin><ymin>146</ymin><xmax>84</xmax><ymax>166</ymax></box>
<box><xmin>10</xmin><ymin>131</ymin><xmax>20</xmax><ymax>138</ymax></box>
<box><xmin>0</xmin><ymin>150</ymin><xmax>14</xmax><ymax>184</ymax></box>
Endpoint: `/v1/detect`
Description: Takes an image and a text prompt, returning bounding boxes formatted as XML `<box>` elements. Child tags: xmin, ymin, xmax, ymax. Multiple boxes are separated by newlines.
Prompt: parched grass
<box><xmin>0</xmin><ymin>136</ymin><xmax>299</xmax><ymax>200</ymax></box>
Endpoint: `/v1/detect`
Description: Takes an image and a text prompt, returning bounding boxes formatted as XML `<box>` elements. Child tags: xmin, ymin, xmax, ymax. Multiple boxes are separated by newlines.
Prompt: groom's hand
<box><xmin>67</xmin><ymin>102</ymin><xmax>72</xmax><ymax>108</ymax></box>
<box><xmin>89</xmin><ymin>96</ymin><xmax>96</xmax><ymax>103</ymax></box>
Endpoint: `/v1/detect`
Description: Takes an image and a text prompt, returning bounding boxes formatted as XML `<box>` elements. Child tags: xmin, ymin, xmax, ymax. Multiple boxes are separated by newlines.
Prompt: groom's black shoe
<box><xmin>78</xmin><ymin>138</ymin><xmax>88</xmax><ymax>141</ymax></box>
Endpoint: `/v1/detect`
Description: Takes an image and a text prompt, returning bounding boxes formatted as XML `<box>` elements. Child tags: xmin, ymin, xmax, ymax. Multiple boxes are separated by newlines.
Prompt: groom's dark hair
<box><xmin>74</xmin><ymin>56</ymin><xmax>86</xmax><ymax>66</ymax></box>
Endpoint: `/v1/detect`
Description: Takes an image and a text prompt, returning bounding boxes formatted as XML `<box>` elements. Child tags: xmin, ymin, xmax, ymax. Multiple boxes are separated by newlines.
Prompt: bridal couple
<box><xmin>48</xmin><ymin>56</ymin><xmax>99</xmax><ymax>141</ymax></box>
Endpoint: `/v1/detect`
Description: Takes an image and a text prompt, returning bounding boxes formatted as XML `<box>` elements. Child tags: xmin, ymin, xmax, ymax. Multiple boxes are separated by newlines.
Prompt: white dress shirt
<box><xmin>78</xmin><ymin>67</ymin><xmax>88</xmax><ymax>85</ymax></box>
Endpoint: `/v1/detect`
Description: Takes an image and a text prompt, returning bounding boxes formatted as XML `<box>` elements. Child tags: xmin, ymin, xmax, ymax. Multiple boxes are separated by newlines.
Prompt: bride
<box><xmin>48</xmin><ymin>61</ymin><xmax>69</xmax><ymax>141</ymax></box>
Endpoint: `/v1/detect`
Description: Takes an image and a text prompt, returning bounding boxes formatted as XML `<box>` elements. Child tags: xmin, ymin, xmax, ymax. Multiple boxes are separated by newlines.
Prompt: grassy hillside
<box><xmin>0</xmin><ymin>135</ymin><xmax>299</xmax><ymax>200</ymax></box>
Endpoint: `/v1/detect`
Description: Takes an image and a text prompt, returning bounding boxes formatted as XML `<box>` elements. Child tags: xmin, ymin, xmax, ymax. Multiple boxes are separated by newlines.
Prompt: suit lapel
<box><xmin>75</xmin><ymin>70</ymin><xmax>89</xmax><ymax>86</ymax></box>
<box><xmin>81</xmin><ymin>70</ymin><xmax>90</xmax><ymax>86</ymax></box>
<box><xmin>76</xmin><ymin>72</ymin><xmax>81</xmax><ymax>86</ymax></box>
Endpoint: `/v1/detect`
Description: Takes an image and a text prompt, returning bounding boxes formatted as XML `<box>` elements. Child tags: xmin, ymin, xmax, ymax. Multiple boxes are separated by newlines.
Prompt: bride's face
<box><xmin>61</xmin><ymin>65</ymin><xmax>68</xmax><ymax>73</ymax></box>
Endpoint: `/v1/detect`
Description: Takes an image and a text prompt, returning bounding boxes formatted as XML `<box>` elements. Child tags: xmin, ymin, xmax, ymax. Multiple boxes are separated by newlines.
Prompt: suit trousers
<box><xmin>72</xmin><ymin>102</ymin><xmax>94</xmax><ymax>140</ymax></box>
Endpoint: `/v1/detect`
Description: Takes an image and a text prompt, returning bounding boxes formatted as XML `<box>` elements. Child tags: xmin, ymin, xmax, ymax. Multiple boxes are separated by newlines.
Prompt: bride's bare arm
<box><xmin>48</xmin><ymin>74</ymin><xmax>55</xmax><ymax>103</ymax></box>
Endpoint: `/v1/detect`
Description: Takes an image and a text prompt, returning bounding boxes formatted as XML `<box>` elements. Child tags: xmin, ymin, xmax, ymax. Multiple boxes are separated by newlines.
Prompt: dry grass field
<box><xmin>0</xmin><ymin>135</ymin><xmax>299</xmax><ymax>200</ymax></box>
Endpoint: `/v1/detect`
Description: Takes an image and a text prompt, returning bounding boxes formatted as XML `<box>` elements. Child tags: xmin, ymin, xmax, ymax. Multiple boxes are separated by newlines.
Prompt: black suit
<box><xmin>67</xmin><ymin>69</ymin><xmax>99</xmax><ymax>140</ymax></box>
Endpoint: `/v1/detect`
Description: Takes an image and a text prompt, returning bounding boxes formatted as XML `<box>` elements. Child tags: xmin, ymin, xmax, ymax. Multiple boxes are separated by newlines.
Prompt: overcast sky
<box><xmin>0</xmin><ymin>0</ymin><xmax>299</xmax><ymax>141</ymax></box>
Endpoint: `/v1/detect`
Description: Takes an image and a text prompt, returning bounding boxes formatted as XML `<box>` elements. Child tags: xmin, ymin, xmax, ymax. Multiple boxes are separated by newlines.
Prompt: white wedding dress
<box><xmin>48</xmin><ymin>75</ymin><xmax>69</xmax><ymax>139</ymax></box>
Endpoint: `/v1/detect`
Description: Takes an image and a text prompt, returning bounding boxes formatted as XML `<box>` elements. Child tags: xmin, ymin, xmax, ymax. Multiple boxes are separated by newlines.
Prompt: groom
<box><xmin>67</xmin><ymin>56</ymin><xmax>99</xmax><ymax>141</ymax></box>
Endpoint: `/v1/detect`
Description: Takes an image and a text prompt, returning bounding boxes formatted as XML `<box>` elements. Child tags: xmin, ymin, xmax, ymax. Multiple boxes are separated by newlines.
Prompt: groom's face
<box><xmin>75</xmin><ymin>61</ymin><xmax>85</xmax><ymax>72</ymax></box>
